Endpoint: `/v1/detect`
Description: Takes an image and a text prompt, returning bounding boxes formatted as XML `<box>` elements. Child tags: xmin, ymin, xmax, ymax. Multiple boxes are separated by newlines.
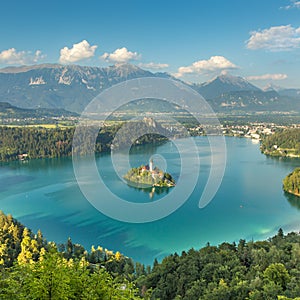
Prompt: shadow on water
<box><xmin>129</xmin><ymin>139</ymin><xmax>170</xmax><ymax>156</ymax></box>
<box><xmin>265</xmin><ymin>155</ymin><xmax>300</xmax><ymax>164</ymax></box>
<box><xmin>284</xmin><ymin>191</ymin><xmax>300</xmax><ymax>211</ymax></box>
<box><xmin>0</xmin><ymin>175</ymin><xmax>35</xmax><ymax>192</ymax></box>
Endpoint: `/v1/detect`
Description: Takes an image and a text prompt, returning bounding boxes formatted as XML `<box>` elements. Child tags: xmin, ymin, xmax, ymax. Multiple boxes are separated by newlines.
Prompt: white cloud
<box><xmin>33</xmin><ymin>50</ymin><xmax>45</xmax><ymax>63</ymax></box>
<box><xmin>281</xmin><ymin>0</ymin><xmax>300</xmax><ymax>10</ymax></box>
<box><xmin>246</xmin><ymin>73</ymin><xmax>288</xmax><ymax>81</ymax></box>
<box><xmin>138</xmin><ymin>62</ymin><xmax>169</xmax><ymax>70</ymax></box>
<box><xmin>175</xmin><ymin>56</ymin><xmax>237</xmax><ymax>77</ymax></box>
<box><xmin>101</xmin><ymin>47</ymin><xmax>140</xmax><ymax>63</ymax></box>
<box><xmin>59</xmin><ymin>40</ymin><xmax>97</xmax><ymax>64</ymax></box>
<box><xmin>246</xmin><ymin>25</ymin><xmax>300</xmax><ymax>51</ymax></box>
<box><xmin>0</xmin><ymin>48</ymin><xmax>45</xmax><ymax>65</ymax></box>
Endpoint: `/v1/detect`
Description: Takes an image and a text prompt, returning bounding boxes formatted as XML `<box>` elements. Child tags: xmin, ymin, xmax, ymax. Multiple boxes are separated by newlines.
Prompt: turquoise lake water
<box><xmin>0</xmin><ymin>136</ymin><xmax>300</xmax><ymax>265</ymax></box>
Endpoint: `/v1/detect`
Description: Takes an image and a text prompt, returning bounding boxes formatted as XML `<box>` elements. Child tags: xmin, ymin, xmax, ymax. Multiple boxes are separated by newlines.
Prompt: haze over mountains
<box><xmin>0</xmin><ymin>63</ymin><xmax>299</xmax><ymax>114</ymax></box>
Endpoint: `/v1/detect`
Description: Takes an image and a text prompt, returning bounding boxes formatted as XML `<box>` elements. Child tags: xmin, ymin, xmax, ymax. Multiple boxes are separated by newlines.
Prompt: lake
<box><xmin>0</xmin><ymin>136</ymin><xmax>300</xmax><ymax>266</ymax></box>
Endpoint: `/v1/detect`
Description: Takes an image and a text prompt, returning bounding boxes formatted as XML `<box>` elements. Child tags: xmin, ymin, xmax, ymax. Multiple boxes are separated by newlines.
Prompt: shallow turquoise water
<box><xmin>0</xmin><ymin>137</ymin><xmax>300</xmax><ymax>265</ymax></box>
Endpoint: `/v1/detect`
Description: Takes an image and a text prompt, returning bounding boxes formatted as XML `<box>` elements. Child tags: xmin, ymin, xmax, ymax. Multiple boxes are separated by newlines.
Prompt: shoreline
<box><xmin>262</xmin><ymin>150</ymin><xmax>300</xmax><ymax>158</ymax></box>
<box><xmin>124</xmin><ymin>179</ymin><xmax>175</xmax><ymax>188</ymax></box>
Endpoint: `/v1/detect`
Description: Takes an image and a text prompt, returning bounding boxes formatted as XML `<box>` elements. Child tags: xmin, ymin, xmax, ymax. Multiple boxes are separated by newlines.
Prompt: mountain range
<box><xmin>0</xmin><ymin>101</ymin><xmax>77</xmax><ymax>120</ymax></box>
<box><xmin>0</xmin><ymin>63</ymin><xmax>299</xmax><ymax>114</ymax></box>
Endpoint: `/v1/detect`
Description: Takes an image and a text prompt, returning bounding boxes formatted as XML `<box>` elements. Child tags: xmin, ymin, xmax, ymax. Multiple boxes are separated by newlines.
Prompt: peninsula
<box><xmin>261</xmin><ymin>128</ymin><xmax>300</xmax><ymax>158</ymax></box>
<box><xmin>123</xmin><ymin>159</ymin><xmax>175</xmax><ymax>188</ymax></box>
<box><xmin>283</xmin><ymin>168</ymin><xmax>300</xmax><ymax>197</ymax></box>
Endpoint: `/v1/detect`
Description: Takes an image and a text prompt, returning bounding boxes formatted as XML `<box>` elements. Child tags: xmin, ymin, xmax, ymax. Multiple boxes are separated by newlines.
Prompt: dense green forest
<box><xmin>0</xmin><ymin>126</ymin><xmax>75</xmax><ymax>161</ymax></box>
<box><xmin>0</xmin><ymin>211</ymin><xmax>144</xmax><ymax>299</ymax></box>
<box><xmin>143</xmin><ymin>232</ymin><xmax>300</xmax><ymax>300</ymax></box>
<box><xmin>283</xmin><ymin>168</ymin><xmax>300</xmax><ymax>196</ymax></box>
<box><xmin>0</xmin><ymin>121</ymin><xmax>167</xmax><ymax>162</ymax></box>
<box><xmin>2</xmin><ymin>211</ymin><xmax>300</xmax><ymax>299</ymax></box>
<box><xmin>261</xmin><ymin>128</ymin><xmax>300</xmax><ymax>157</ymax></box>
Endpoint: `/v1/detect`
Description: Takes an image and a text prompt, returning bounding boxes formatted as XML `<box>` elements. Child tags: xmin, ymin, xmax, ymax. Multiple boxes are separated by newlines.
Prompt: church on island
<box><xmin>141</xmin><ymin>159</ymin><xmax>164</xmax><ymax>180</ymax></box>
<box><xmin>123</xmin><ymin>158</ymin><xmax>175</xmax><ymax>188</ymax></box>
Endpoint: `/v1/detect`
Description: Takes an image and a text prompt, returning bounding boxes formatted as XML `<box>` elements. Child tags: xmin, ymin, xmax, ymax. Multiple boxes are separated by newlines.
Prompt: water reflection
<box><xmin>125</xmin><ymin>184</ymin><xmax>170</xmax><ymax>200</ymax></box>
<box><xmin>285</xmin><ymin>192</ymin><xmax>300</xmax><ymax>210</ymax></box>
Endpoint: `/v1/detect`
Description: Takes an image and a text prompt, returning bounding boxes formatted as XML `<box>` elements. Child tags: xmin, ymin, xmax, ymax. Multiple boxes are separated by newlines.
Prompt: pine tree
<box><xmin>17</xmin><ymin>228</ymin><xmax>33</xmax><ymax>265</ymax></box>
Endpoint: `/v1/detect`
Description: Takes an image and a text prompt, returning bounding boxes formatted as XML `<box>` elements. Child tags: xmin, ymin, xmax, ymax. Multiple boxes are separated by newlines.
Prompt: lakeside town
<box><xmin>189</xmin><ymin>122</ymin><xmax>300</xmax><ymax>140</ymax></box>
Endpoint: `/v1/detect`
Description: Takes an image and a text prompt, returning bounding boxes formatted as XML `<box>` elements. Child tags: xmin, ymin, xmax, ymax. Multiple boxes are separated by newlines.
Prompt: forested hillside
<box><xmin>141</xmin><ymin>230</ymin><xmax>300</xmax><ymax>300</ymax></box>
<box><xmin>261</xmin><ymin>128</ymin><xmax>300</xmax><ymax>157</ymax></box>
<box><xmin>2</xmin><ymin>211</ymin><xmax>300</xmax><ymax>299</ymax></box>
<box><xmin>0</xmin><ymin>121</ymin><xmax>167</xmax><ymax>162</ymax></box>
<box><xmin>0</xmin><ymin>127</ymin><xmax>74</xmax><ymax>161</ymax></box>
<box><xmin>0</xmin><ymin>211</ymin><xmax>144</xmax><ymax>299</ymax></box>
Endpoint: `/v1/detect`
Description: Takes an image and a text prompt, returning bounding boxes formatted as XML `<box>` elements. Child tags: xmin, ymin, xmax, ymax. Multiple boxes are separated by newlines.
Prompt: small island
<box><xmin>123</xmin><ymin>159</ymin><xmax>175</xmax><ymax>188</ymax></box>
<box><xmin>283</xmin><ymin>167</ymin><xmax>300</xmax><ymax>197</ymax></box>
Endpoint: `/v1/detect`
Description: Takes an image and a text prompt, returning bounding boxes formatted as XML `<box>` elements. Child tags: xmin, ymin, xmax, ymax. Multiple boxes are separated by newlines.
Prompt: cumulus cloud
<box><xmin>138</xmin><ymin>62</ymin><xmax>169</xmax><ymax>70</ymax></box>
<box><xmin>33</xmin><ymin>50</ymin><xmax>45</xmax><ymax>62</ymax></box>
<box><xmin>175</xmin><ymin>56</ymin><xmax>237</xmax><ymax>77</ymax></box>
<box><xmin>246</xmin><ymin>25</ymin><xmax>300</xmax><ymax>51</ymax></box>
<box><xmin>59</xmin><ymin>40</ymin><xmax>97</xmax><ymax>64</ymax></box>
<box><xmin>0</xmin><ymin>48</ymin><xmax>45</xmax><ymax>65</ymax></box>
<box><xmin>246</xmin><ymin>73</ymin><xmax>288</xmax><ymax>81</ymax></box>
<box><xmin>281</xmin><ymin>0</ymin><xmax>300</xmax><ymax>10</ymax></box>
<box><xmin>101</xmin><ymin>47</ymin><xmax>140</xmax><ymax>63</ymax></box>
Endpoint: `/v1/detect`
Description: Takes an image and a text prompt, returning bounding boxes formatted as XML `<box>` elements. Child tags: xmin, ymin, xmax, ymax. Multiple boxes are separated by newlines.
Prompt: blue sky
<box><xmin>1</xmin><ymin>0</ymin><xmax>300</xmax><ymax>88</ymax></box>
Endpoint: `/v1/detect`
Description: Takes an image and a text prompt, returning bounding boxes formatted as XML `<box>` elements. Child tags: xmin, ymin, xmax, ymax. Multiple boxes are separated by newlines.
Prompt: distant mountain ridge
<box><xmin>0</xmin><ymin>101</ymin><xmax>77</xmax><ymax>119</ymax></box>
<box><xmin>194</xmin><ymin>74</ymin><xmax>260</xmax><ymax>99</ymax></box>
<box><xmin>193</xmin><ymin>74</ymin><xmax>299</xmax><ymax>111</ymax></box>
<box><xmin>0</xmin><ymin>63</ymin><xmax>299</xmax><ymax>113</ymax></box>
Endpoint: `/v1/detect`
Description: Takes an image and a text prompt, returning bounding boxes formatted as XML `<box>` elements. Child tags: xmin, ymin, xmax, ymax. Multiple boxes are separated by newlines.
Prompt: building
<box><xmin>149</xmin><ymin>159</ymin><xmax>153</xmax><ymax>172</ymax></box>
